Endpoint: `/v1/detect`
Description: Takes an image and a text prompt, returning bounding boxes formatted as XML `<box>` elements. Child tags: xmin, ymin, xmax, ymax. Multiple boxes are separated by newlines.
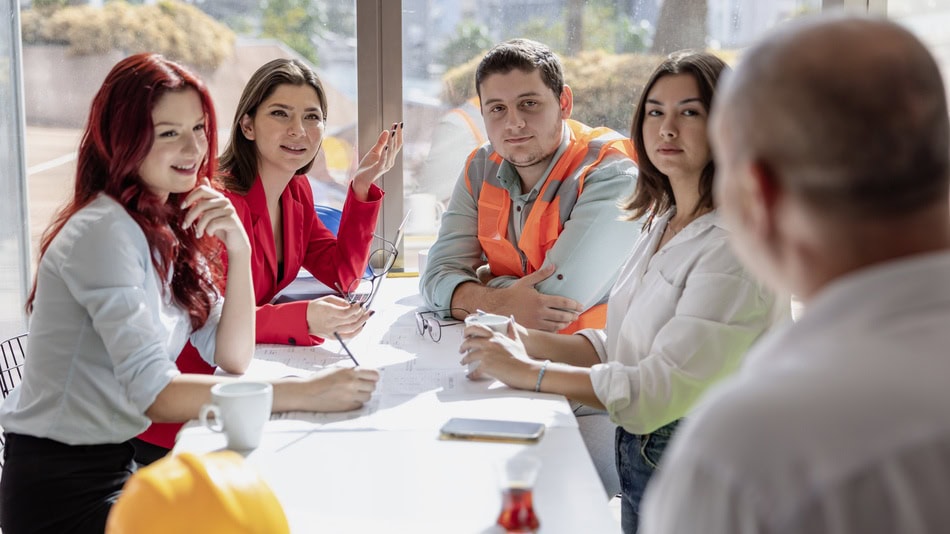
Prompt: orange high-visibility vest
<box><xmin>464</xmin><ymin>120</ymin><xmax>636</xmax><ymax>334</ymax></box>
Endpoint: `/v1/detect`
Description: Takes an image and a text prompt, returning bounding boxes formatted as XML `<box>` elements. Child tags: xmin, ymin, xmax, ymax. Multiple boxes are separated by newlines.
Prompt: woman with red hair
<box><xmin>0</xmin><ymin>53</ymin><xmax>378</xmax><ymax>534</ymax></box>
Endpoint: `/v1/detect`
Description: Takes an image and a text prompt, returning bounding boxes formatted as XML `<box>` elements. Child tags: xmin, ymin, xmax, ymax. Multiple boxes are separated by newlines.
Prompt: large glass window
<box><xmin>0</xmin><ymin>0</ymin><xmax>28</xmax><ymax>340</ymax></box>
<box><xmin>399</xmin><ymin>0</ymin><xmax>821</xmax><ymax>271</ymax></box>
<box><xmin>18</xmin><ymin>0</ymin><xmax>359</xmax><ymax>259</ymax></box>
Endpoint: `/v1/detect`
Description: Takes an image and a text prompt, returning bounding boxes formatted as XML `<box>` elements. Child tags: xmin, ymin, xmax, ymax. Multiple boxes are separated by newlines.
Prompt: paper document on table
<box><xmin>256</xmin><ymin>344</ymin><xmax>350</xmax><ymax>365</ymax></box>
<box><xmin>248</xmin><ymin>344</ymin><xmax>350</xmax><ymax>379</ymax></box>
<box><xmin>380</xmin><ymin>367</ymin><xmax>462</xmax><ymax>395</ymax></box>
<box><xmin>270</xmin><ymin>395</ymin><xmax>382</xmax><ymax>425</ymax></box>
<box><xmin>382</xmin><ymin>326</ymin><xmax>465</xmax><ymax>363</ymax></box>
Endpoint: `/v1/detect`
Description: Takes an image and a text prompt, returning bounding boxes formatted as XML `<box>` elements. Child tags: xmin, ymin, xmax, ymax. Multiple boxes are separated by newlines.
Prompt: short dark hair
<box><xmin>623</xmin><ymin>50</ymin><xmax>728</xmax><ymax>223</ymax></box>
<box><xmin>475</xmin><ymin>39</ymin><xmax>564</xmax><ymax>100</ymax></box>
<box><xmin>220</xmin><ymin>58</ymin><xmax>328</xmax><ymax>194</ymax></box>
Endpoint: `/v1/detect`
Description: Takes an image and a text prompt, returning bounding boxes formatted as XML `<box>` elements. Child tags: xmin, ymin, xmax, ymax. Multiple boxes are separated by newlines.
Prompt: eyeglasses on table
<box><xmin>415</xmin><ymin>308</ymin><xmax>469</xmax><ymax>342</ymax></box>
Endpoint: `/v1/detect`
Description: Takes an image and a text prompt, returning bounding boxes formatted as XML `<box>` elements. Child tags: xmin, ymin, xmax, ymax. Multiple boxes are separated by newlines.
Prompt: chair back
<box><xmin>315</xmin><ymin>205</ymin><xmax>373</xmax><ymax>278</ymax></box>
<box><xmin>0</xmin><ymin>332</ymin><xmax>27</xmax><ymax>468</ymax></box>
<box><xmin>0</xmin><ymin>333</ymin><xmax>27</xmax><ymax>398</ymax></box>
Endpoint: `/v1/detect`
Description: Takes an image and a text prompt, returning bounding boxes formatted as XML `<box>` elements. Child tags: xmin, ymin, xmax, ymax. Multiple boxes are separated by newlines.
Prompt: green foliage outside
<box><xmin>514</xmin><ymin>2</ymin><xmax>652</xmax><ymax>58</ymax></box>
<box><xmin>439</xmin><ymin>21</ymin><xmax>493</xmax><ymax>71</ymax></box>
<box><xmin>261</xmin><ymin>0</ymin><xmax>319</xmax><ymax>65</ymax></box>
<box><xmin>441</xmin><ymin>51</ymin><xmax>663</xmax><ymax>134</ymax></box>
<box><xmin>20</xmin><ymin>0</ymin><xmax>234</xmax><ymax>71</ymax></box>
<box><xmin>259</xmin><ymin>0</ymin><xmax>353</xmax><ymax>66</ymax></box>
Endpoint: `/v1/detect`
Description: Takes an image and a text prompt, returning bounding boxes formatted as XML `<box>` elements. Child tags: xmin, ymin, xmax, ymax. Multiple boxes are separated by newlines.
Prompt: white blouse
<box><xmin>579</xmin><ymin>208</ymin><xmax>788</xmax><ymax>434</ymax></box>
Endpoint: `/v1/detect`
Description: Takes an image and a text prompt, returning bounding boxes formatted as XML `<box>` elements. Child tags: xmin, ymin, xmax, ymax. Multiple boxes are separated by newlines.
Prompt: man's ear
<box><xmin>747</xmin><ymin>159</ymin><xmax>782</xmax><ymax>237</ymax></box>
<box><xmin>239</xmin><ymin>114</ymin><xmax>255</xmax><ymax>141</ymax></box>
<box><xmin>559</xmin><ymin>85</ymin><xmax>573</xmax><ymax>119</ymax></box>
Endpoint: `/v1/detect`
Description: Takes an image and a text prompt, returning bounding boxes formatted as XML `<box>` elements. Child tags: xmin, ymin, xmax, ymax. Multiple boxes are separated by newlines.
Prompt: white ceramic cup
<box><xmin>418</xmin><ymin>248</ymin><xmax>430</xmax><ymax>277</ymax></box>
<box><xmin>405</xmin><ymin>193</ymin><xmax>445</xmax><ymax>235</ymax></box>
<box><xmin>199</xmin><ymin>381</ymin><xmax>273</xmax><ymax>451</ymax></box>
<box><xmin>464</xmin><ymin>312</ymin><xmax>510</xmax><ymax>376</ymax></box>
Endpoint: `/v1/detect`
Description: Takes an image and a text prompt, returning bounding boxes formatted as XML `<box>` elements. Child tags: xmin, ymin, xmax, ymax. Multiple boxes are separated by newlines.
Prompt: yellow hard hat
<box><xmin>106</xmin><ymin>451</ymin><xmax>290</xmax><ymax>534</ymax></box>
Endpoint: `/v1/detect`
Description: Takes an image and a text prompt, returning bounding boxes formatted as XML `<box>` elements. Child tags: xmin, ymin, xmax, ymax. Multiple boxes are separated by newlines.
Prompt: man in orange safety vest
<box><xmin>420</xmin><ymin>38</ymin><xmax>638</xmax><ymax>335</ymax></box>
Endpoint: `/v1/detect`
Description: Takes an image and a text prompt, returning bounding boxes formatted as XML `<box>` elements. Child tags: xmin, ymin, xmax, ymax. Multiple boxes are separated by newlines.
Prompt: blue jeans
<box><xmin>615</xmin><ymin>420</ymin><xmax>680</xmax><ymax>534</ymax></box>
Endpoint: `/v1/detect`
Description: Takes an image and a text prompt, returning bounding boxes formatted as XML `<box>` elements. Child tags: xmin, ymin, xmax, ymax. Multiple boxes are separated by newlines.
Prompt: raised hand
<box><xmin>306</xmin><ymin>295</ymin><xmax>372</xmax><ymax>339</ymax></box>
<box><xmin>351</xmin><ymin>122</ymin><xmax>405</xmax><ymax>200</ymax></box>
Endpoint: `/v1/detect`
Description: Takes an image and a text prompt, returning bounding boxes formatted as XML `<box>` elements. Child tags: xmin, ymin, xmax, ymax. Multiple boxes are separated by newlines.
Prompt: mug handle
<box><xmin>199</xmin><ymin>403</ymin><xmax>224</xmax><ymax>432</ymax></box>
<box><xmin>434</xmin><ymin>201</ymin><xmax>445</xmax><ymax>223</ymax></box>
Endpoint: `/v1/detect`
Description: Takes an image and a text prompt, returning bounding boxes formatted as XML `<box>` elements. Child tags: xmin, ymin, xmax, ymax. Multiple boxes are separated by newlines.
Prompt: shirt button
<box><xmin>516</xmin><ymin>205</ymin><xmax>522</xmax><ymax>212</ymax></box>
<box><xmin>288</xmin><ymin>337</ymin><xmax>297</xmax><ymax>345</ymax></box>
<box><xmin>556</xmin><ymin>274</ymin><xmax>564</xmax><ymax>280</ymax></box>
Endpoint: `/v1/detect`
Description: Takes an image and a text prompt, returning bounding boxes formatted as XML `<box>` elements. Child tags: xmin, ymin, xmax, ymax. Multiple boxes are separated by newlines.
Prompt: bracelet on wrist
<box><xmin>534</xmin><ymin>360</ymin><xmax>551</xmax><ymax>392</ymax></box>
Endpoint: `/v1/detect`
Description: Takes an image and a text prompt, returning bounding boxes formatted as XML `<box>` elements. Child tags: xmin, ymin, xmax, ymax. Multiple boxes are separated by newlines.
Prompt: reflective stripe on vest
<box><xmin>465</xmin><ymin>119</ymin><xmax>635</xmax><ymax>333</ymax></box>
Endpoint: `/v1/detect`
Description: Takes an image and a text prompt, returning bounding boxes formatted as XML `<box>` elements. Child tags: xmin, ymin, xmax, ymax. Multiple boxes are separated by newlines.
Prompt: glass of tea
<box><xmin>496</xmin><ymin>455</ymin><xmax>541</xmax><ymax>532</ymax></box>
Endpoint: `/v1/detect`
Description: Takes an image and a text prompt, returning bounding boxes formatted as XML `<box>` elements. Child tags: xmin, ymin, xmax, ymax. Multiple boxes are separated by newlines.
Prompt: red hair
<box><xmin>28</xmin><ymin>53</ymin><xmax>223</xmax><ymax>330</ymax></box>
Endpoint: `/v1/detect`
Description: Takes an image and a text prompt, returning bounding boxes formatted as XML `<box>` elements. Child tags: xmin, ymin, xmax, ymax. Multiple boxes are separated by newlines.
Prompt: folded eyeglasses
<box><xmin>414</xmin><ymin>308</ymin><xmax>469</xmax><ymax>342</ymax></box>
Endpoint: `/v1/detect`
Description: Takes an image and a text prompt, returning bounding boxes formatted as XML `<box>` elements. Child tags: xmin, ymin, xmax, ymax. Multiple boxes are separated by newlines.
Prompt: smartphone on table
<box><xmin>439</xmin><ymin>418</ymin><xmax>545</xmax><ymax>443</ymax></box>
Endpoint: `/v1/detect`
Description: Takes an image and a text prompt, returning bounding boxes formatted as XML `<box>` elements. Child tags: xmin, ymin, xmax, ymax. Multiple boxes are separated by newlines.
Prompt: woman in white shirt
<box><xmin>461</xmin><ymin>51</ymin><xmax>786</xmax><ymax>533</ymax></box>
<box><xmin>0</xmin><ymin>53</ymin><xmax>378</xmax><ymax>534</ymax></box>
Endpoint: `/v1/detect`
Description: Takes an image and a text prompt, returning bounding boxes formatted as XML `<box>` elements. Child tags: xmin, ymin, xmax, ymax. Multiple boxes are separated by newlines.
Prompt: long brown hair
<box><xmin>219</xmin><ymin>58</ymin><xmax>328</xmax><ymax>193</ymax></box>
<box><xmin>28</xmin><ymin>53</ymin><xmax>222</xmax><ymax>330</ymax></box>
<box><xmin>623</xmin><ymin>50</ymin><xmax>728</xmax><ymax>225</ymax></box>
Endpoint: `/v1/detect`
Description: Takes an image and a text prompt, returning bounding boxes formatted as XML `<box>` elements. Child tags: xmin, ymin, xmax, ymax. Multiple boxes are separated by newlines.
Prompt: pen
<box><xmin>333</xmin><ymin>331</ymin><xmax>360</xmax><ymax>366</ymax></box>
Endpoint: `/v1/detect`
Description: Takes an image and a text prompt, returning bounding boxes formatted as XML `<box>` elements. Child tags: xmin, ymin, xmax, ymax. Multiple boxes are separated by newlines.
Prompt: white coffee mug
<box><xmin>199</xmin><ymin>381</ymin><xmax>273</xmax><ymax>451</ymax></box>
<box><xmin>418</xmin><ymin>248</ymin><xmax>430</xmax><ymax>277</ymax></box>
<box><xmin>406</xmin><ymin>193</ymin><xmax>445</xmax><ymax>235</ymax></box>
<box><xmin>464</xmin><ymin>312</ymin><xmax>510</xmax><ymax>376</ymax></box>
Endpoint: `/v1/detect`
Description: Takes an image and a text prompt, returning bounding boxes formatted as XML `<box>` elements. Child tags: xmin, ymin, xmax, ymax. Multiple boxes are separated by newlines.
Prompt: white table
<box><xmin>175</xmin><ymin>277</ymin><xmax>618</xmax><ymax>533</ymax></box>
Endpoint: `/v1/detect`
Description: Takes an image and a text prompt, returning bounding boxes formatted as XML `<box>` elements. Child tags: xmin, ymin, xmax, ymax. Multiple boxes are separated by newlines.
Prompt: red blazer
<box><xmin>137</xmin><ymin>176</ymin><xmax>383</xmax><ymax>449</ymax></box>
<box><xmin>236</xmin><ymin>176</ymin><xmax>383</xmax><ymax>345</ymax></box>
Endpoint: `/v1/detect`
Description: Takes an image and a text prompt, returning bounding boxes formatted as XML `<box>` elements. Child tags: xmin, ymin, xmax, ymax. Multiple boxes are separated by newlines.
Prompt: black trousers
<box><xmin>130</xmin><ymin>437</ymin><xmax>171</xmax><ymax>467</ymax></box>
<box><xmin>0</xmin><ymin>433</ymin><xmax>135</xmax><ymax>534</ymax></box>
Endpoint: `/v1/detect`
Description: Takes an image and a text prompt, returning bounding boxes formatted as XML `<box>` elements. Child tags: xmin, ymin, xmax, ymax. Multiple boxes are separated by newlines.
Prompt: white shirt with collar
<box><xmin>0</xmin><ymin>194</ymin><xmax>221</xmax><ymax>445</ymax></box>
<box><xmin>641</xmin><ymin>250</ymin><xmax>950</xmax><ymax>534</ymax></box>
<box><xmin>579</xmin><ymin>208</ymin><xmax>787</xmax><ymax>434</ymax></box>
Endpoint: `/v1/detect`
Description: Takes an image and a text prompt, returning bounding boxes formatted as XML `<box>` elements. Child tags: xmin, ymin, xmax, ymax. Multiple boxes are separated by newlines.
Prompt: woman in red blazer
<box><xmin>133</xmin><ymin>58</ymin><xmax>404</xmax><ymax>462</ymax></box>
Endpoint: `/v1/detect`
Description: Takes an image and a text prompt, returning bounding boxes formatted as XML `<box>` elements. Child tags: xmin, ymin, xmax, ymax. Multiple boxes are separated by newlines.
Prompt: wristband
<box><xmin>534</xmin><ymin>360</ymin><xmax>551</xmax><ymax>392</ymax></box>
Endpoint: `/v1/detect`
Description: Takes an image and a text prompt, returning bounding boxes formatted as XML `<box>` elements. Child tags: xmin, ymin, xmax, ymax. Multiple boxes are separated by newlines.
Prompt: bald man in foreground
<box><xmin>640</xmin><ymin>14</ymin><xmax>950</xmax><ymax>534</ymax></box>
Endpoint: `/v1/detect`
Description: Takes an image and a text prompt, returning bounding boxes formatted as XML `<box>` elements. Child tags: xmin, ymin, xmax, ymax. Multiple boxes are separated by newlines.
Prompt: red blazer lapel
<box><xmin>280</xmin><ymin>186</ymin><xmax>309</xmax><ymax>288</ymax></box>
<box><xmin>245</xmin><ymin>178</ymin><xmax>279</xmax><ymax>287</ymax></box>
